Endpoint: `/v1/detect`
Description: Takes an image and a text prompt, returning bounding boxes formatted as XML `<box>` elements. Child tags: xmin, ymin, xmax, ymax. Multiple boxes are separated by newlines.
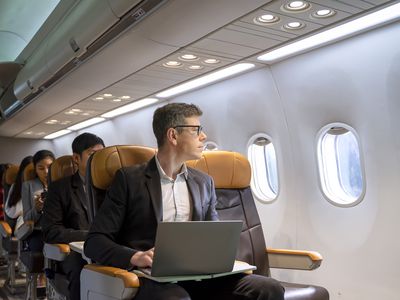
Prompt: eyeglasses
<box><xmin>174</xmin><ymin>125</ymin><xmax>203</xmax><ymax>136</ymax></box>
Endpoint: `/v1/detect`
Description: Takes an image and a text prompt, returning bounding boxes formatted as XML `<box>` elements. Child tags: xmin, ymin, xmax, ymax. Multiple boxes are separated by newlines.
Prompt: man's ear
<box><xmin>72</xmin><ymin>153</ymin><xmax>80</xmax><ymax>167</ymax></box>
<box><xmin>166</xmin><ymin>128</ymin><xmax>178</xmax><ymax>146</ymax></box>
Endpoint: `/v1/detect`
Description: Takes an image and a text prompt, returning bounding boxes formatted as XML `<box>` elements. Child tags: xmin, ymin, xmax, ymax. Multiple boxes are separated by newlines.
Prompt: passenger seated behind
<box><xmin>42</xmin><ymin>132</ymin><xmax>105</xmax><ymax>300</ymax></box>
<box><xmin>85</xmin><ymin>103</ymin><xmax>284</xmax><ymax>300</ymax></box>
<box><xmin>22</xmin><ymin>150</ymin><xmax>55</xmax><ymax>251</ymax></box>
<box><xmin>5</xmin><ymin>156</ymin><xmax>33</xmax><ymax>232</ymax></box>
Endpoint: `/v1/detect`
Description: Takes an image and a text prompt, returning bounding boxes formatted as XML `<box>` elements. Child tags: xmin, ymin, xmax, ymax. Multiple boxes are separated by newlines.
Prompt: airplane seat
<box><xmin>0</xmin><ymin>164</ymin><xmax>22</xmax><ymax>294</ymax></box>
<box><xmin>43</xmin><ymin>155</ymin><xmax>77</xmax><ymax>300</ymax></box>
<box><xmin>15</xmin><ymin>162</ymin><xmax>46</xmax><ymax>299</ymax></box>
<box><xmin>81</xmin><ymin>145</ymin><xmax>155</xmax><ymax>300</ymax></box>
<box><xmin>186</xmin><ymin>151</ymin><xmax>329</xmax><ymax>300</ymax></box>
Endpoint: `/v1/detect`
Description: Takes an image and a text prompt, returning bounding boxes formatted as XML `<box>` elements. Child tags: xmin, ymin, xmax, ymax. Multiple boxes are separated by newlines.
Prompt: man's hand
<box><xmin>130</xmin><ymin>248</ymin><xmax>154</xmax><ymax>268</ymax></box>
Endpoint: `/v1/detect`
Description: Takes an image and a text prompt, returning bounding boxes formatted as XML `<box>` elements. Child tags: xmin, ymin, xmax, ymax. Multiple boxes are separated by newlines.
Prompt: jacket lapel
<box><xmin>145</xmin><ymin>157</ymin><xmax>163</xmax><ymax>222</ymax></box>
<box><xmin>187</xmin><ymin>171</ymin><xmax>203</xmax><ymax>221</ymax></box>
<box><xmin>72</xmin><ymin>173</ymin><xmax>88</xmax><ymax>216</ymax></box>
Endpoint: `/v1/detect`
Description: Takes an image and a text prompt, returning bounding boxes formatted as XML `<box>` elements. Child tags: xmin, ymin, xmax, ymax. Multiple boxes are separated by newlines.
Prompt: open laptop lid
<box><xmin>151</xmin><ymin>220</ymin><xmax>243</xmax><ymax>277</ymax></box>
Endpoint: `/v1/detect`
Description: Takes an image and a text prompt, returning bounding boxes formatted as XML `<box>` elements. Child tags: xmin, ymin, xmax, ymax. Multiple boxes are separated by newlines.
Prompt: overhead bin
<box><xmin>13</xmin><ymin>0</ymin><xmax>154</xmax><ymax>102</ymax></box>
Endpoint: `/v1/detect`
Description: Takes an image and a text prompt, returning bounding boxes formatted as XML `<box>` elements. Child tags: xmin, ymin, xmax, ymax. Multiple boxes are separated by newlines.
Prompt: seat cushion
<box><xmin>281</xmin><ymin>281</ymin><xmax>329</xmax><ymax>300</ymax></box>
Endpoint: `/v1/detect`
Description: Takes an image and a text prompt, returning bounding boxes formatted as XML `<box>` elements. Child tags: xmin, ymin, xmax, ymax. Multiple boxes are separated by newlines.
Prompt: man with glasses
<box><xmin>85</xmin><ymin>102</ymin><xmax>284</xmax><ymax>300</ymax></box>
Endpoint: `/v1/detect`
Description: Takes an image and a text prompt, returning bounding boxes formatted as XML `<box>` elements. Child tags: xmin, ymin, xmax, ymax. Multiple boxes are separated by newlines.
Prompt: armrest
<box><xmin>266</xmin><ymin>248</ymin><xmax>323</xmax><ymax>270</ymax></box>
<box><xmin>84</xmin><ymin>264</ymin><xmax>140</xmax><ymax>288</ymax></box>
<box><xmin>0</xmin><ymin>221</ymin><xmax>12</xmax><ymax>238</ymax></box>
<box><xmin>43</xmin><ymin>243</ymin><xmax>70</xmax><ymax>261</ymax></box>
<box><xmin>14</xmin><ymin>221</ymin><xmax>34</xmax><ymax>240</ymax></box>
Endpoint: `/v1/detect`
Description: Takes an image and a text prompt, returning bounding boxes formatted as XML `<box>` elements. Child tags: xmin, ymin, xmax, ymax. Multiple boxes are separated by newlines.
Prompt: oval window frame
<box><xmin>247</xmin><ymin>133</ymin><xmax>280</xmax><ymax>204</ymax></box>
<box><xmin>316</xmin><ymin>123</ymin><xmax>366</xmax><ymax>207</ymax></box>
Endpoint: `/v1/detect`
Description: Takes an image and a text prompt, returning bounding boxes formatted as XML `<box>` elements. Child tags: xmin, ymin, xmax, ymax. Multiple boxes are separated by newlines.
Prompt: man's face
<box><xmin>74</xmin><ymin>144</ymin><xmax>104</xmax><ymax>176</ymax></box>
<box><xmin>175</xmin><ymin>116</ymin><xmax>207</xmax><ymax>160</ymax></box>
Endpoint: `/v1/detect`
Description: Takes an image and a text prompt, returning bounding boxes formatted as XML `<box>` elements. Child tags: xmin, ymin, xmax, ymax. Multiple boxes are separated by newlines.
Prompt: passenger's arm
<box><xmin>21</xmin><ymin>181</ymin><xmax>40</xmax><ymax>223</ymax></box>
<box><xmin>42</xmin><ymin>181</ymin><xmax>87</xmax><ymax>244</ymax></box>
<box><xmin>84</xmin><ymin>169</ymin><xmax>136</xmax><ymax>269</ymax></box>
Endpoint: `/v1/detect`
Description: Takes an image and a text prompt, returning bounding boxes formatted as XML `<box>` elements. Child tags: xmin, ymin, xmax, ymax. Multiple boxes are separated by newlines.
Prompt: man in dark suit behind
<box><xmin>84</xmin><ymin>103</ymin><xmax>284</xmax><ymax>300</ymax></box>
<box><xmin>42</xmin><ymin>132</ymin><xmax>104</xmax><ymax>300</ymax></box>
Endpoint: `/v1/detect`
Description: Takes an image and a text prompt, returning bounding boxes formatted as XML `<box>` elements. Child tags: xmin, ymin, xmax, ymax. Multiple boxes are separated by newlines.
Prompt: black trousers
<box><xmin>134</xmin><ymin>273</ymin><xmax>285</xmax><ymax>300</ymax></box>
<box><xmin>59</xmin><ymin>251</ymin><xmax>87</xmax><ymax>300</ymax></box>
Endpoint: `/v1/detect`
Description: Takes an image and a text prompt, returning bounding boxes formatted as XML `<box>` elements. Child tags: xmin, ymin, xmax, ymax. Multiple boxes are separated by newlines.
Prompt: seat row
<box><xmin>1</xmin><ymin>145</ymin><xmax>328</xmax><ymax>300</ymax></box>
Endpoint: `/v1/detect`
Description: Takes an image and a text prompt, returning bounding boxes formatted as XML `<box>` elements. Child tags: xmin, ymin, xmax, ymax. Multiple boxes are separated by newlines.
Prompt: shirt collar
<box><xmin>155</xmin><ymin>155</ymin><xmax>188</xmax><ymax>181</ymax></box>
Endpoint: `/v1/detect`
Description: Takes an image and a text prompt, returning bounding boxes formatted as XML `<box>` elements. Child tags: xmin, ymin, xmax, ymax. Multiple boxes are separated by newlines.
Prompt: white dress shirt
<box><xmin>155</xmin><ymin>156</ymin><xmax>192</xmax><ymax>222</ymax></box>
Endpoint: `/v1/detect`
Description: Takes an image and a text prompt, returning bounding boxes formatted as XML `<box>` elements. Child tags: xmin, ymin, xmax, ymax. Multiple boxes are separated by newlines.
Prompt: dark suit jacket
<box><xmin>84</xmin><ymin>157</ymin><xmax>218</xmax><ymax>269</ymax></box>
<box><xmin>42</xmin><ymin>172</ymin><xmax>90</xmax><ymax>244</ymax></box>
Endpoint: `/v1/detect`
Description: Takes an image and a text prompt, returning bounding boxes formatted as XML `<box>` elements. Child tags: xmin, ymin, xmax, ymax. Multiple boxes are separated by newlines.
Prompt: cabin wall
<box><xmin>0</xmin><ymin>136</ymin><xmax>53</xmax><ymax>164</ymax></box>
<box><xmin>2</xmin><ymin>19</ymin><xmax>398</xmax><ymax>300</ymax></box>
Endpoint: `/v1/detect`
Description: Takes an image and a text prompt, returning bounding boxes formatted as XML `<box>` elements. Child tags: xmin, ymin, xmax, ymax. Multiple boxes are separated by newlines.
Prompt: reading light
<box><xmin>101</xmin><ymin>98</ymin><xmax>159</xmax><ymax>118</ymax></box>
<box><xmin>44</xmin><ymin>129</ymin><xmax>71</xmax><ymax>140</ymax></box>
<box><xmin>254</xmin><ymin>14</ymin><xmax>280</xmax><ymax>25</ymax></box>
<box><xmin>284</xmin><ymin>22</ymin><xmax>304</xmax><ymax>29</ymax></box>
<box><xmin>203</xmin><ymin>58</ymin><xmax>220</xmax><ymax>64</ymax></box>
<box><xmin>163</xmin><ymin>61</ymin><xmax>182</xmax><ymax>68</ymax></box>
<box><xmin>179</xmin><ymin>54</ymin><xmax>198</xmax><ymax>61</ymax></box>
<box><xmin>188</xmin><ymin>65</ymin><xmax>204</xmax><ymax>70</ymax></box>
<box><xmin>156</xmin><ymin>63</ymin><xmax>255</xmax><ymax>98</ymax></box>
<box><xmin>67</xmin><ymin>117</ymin><xmax>105</xmax><ymax>131</ymax></box>
<box><xmin>283</xmin><ymin>1</ymin><xmax>310</xmax><ymax>11</ymax></box>
<box><xmin>258</xmin><ymin>2</ymin><xmax>400</xmax><ymax>63</ymax></box>
<box><xmin>103</xmin><ymin>93</ymin><xmax>112</xmax><ymax>97</ymax></box>
<box><xmin>313</xmin><ymin>9</ymin><xmax>335</xmax><ymax>18</ymax></box>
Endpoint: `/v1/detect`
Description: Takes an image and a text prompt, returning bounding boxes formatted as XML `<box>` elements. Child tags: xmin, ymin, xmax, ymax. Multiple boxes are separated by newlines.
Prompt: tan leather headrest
<box><xmin>23</xmin><ymin>162</ymin><xmax>36</xmax><ymax>182</ymax></box>
<box><xmin>50</xmin><ymin>155</ymin><xmax>76</xmax><ymax>182</ymax></box>
<box><xmin>91</xmin><ymin>145</ymin><xmax>156</xmax><ymax>190</ymax></box>
<box><xmin>5</xmin><ymin>165</ymin><xmax>19</xmax><ymax>185</ymax></box>
<box><xmin>187</xmin><ymin>151</ymin><xmax>251</xmax><ymax>189</ymax></box>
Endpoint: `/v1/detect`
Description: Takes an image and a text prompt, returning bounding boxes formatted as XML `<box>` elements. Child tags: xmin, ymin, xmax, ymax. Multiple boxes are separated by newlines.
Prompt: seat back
<box><xmin>3</xmin><ymin>164</ymin><xmax>18</xmax><ymax>200</ymax></box>
<box><xmin>187</xmin><ymin>151</ymin><xmax>270</xmax><ymax>276</ymax></box>
<box><xmin>86</xmin><ymin>145</ymin><xmax>156</xmax><ymax>222</ymax></box>
<box><xmin>48</xmin><ymin>155</ymin><xmax>76</xmax><ymax>183</ymax></box>
<box><xmin>23</xmin><ymin>162</ymin><xmax>36</xmax><ymax>182</ymax></box>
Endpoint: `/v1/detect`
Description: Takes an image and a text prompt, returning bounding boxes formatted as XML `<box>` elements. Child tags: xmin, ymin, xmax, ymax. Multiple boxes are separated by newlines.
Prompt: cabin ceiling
<box><xmin>0</xmin><ymin>0</ymin><xmax>396</xmax><ymax>139</ymax></box>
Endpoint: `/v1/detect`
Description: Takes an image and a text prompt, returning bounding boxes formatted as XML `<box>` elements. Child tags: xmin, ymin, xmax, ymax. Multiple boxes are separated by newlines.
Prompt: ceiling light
<box><xmin>45</xmin><ymin>119</ymin><xmax>59</xmax><ymax>124</ymax></box>
<box><xmin>71</xmin><ymin>108</ymin><xmax>82</xmax><ymax>112</ymax></box>
<box><xmin>64</xmin><ymin>111</ymin><xmax>77</xmax><ymax>115</ymax></box>
<box><xmin>67</xmin><ymin>117</ymin><xmax>105</xmax><ymax>131</ymax></box>
<box><xmin>283</xmin><ymin>1</ymin><xmax>310</xmax><ymax>11</ymax></box>
<box><xmin>163</xmin><ymin>61</ymin><xmax>182</xmax><ymax>68</ymax></box>
<box><xmin>61</xmin><ymin>121</ymin><xmax>71</xmax><ymax>125</ymax></box>
<box><xmin>313</xmin><ymin>9</ymin><xmax>336</xmax><ymax>18</ymax></box>
<box><xmin>254</xmin><ymin>14</ymin><xmax>280</xmax><ymax>25</ymax></box>
<box><xmin>102</xmin><ymin>98</ymin><xmax>159</xmax><ymax>118</ymax></box>
<box><xmin>112</xmin><ymin>98</ymin><xmax>122</xmax><ymax>102</ymax></box>
<box><xmin>121</xmin><ymin>96</ymin><xmax>131</xmax><ymax>99</ymax></box>
<box><xmin>25</xmin><ymin>131</ymin><xmax>33</xmax><ymax>135</ymax></box>
<box><xmin>188</xmin><ymin>65</ymin><xmax>204</xmax><ymax>70</ymax></box>
<box><xmin>203</xmin><ymin>58</ymin><xmax>220</xmax><ymax>64</ymax></box>
<box><xmin>36</xmin><ymin>132</ymin><xmax>45</xmax><ymax>136</ymax></box>
<box><xmin>156</xmin><ymin>63</ymin><xmax>255</xmax><ymax>98</ymax></box>
<box><xmin>44</xmin><ymin>129</ymin><xmax>71</xmax><ymax>140</ymax></box>
<box><xmin>81</xmin><ymin>112</ymin><xmax>90</xmax><ymax>116</ymax></box>
<box><xmin>179</xmin><ymin>54</ymin><xmax>198</xmax><ymax>61</ymax></box>
<box><xmin>103</xmin><ymin>93</ymin><xmax>112</xmax><ymax>97</ymax></box>
<box><xmin>94</xmin><ymin>97</ymin><xmax>104</xmax><ymax>101</ymax></box>
<box><xmin>284</xmin><ymin>22</ymin><xmax>304</xmax><ymax>29</ymax></box>
<box><xmin>258</xmin><ymin>2</ymin><xmax>400</xmax><ymax>63</ymax></box>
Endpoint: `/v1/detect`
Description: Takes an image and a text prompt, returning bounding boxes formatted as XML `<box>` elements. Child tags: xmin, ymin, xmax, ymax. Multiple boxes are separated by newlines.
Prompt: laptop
<box><xmin>138</xmin><ymin>220</ymin><xmax>254</xmax><ymax>281</ymax></box>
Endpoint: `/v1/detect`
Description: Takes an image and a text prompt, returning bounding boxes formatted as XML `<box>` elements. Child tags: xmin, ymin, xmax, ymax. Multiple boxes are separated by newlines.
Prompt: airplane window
<box><xmin>317</xmin><ymin>124</ymin><xmax>365</xmax><ymax>207</ymax></box>
<box><xmin>203</xmin><ymin>141</ymin><xmax>219</xmax><ymax>151</ymax></box>
<box><xmin>247</xmin><ymin>134</ymin><xmax>279</xmax><ymax>203</ymax></box>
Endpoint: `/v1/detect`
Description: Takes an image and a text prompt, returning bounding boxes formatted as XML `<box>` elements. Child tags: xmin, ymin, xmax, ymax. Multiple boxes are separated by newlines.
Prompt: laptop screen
<box><xmin>150</xmin><ymin>220</ymin><xmax>243</xmax><ymax>277</ymax></box>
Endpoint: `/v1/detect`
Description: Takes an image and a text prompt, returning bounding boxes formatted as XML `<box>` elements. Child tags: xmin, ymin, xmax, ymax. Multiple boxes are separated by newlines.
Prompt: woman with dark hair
<box><xmin>0</xmin><ymin>163</ymin><xmax>9</xmax><ymax>220</ymax></box>
<box><xmin>21</xmin><ymin>150</ymin><xmax>55</xmax><ymax>251</ymax></box>
<box><xmin>4</xmin><ymin>156</ymin><xmax>33</xmax><ymax>230</ymax></box>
